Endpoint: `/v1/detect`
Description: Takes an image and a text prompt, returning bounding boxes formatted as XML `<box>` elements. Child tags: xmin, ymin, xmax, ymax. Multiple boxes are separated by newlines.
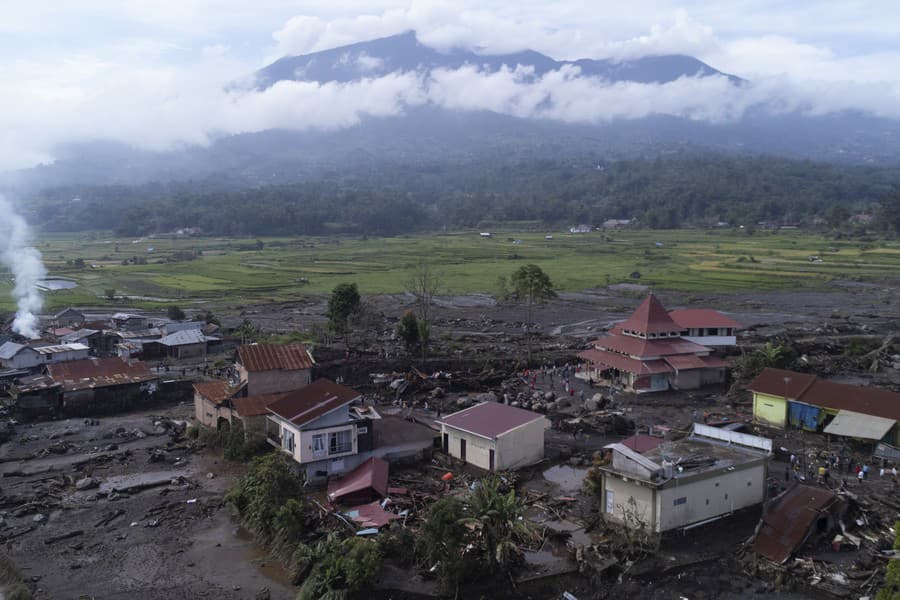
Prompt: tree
<box><xmin>462</xmin><ymin>477</ymin><xmax>534</xmax><ymax>574</ymax></box>
<box><xmin>416</xmin><ymin>496</ymin><xmax>469</xmax><ymax>594</ymax></box>
<box><xmin>405</xmin><ymin>261</ymin><xmax>441</xmax><ymax>360</ymax></box>
<box><xmin>326</xmin><ymin>283</ymin><xmax>361</xmax><ymax>345</ymax></box>
<box><xmin>508</xmin><ymin>264</ymin><xmax>556</xmax><ymax>361</ymax></box>
<box><xmin>397</xmin><ymin>310</ymin><xmax>420</xmax><ymax>354</ymax></box>
<box><xmin>167</xmin><ymin>305</ymin><xmax>186</xmax><ymax>321</ymax></box>
<box><xmin>104</xmin><ymin>288</ymin><xmax>116</xmax><ymax>300</ymax></box>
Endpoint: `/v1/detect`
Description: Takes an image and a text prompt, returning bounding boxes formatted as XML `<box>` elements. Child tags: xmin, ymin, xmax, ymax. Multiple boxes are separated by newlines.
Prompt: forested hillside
<box><xmin>25</xmin><ymin>154</ymin><xmax>900</xmax><ymax>236</ymax></box>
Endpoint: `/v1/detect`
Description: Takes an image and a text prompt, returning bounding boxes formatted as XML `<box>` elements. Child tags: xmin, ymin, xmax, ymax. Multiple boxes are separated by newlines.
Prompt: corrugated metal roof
<box><xmin>0</xmin><ymin>342</ymin><xmax>25</xmax><ymax>360</ymax></box>
<box><xmin>35</xmin><ymin>343</ymin><xmax>89</xmax><ymax>355</ymax></box>
<box><xmin>158</xmin><ymin>329</ymin><xmax>216</xmax><ymax>346</ymax></box>
<box><xmin>592</xmin><ymin>335</ymin><xmax>711</xmax><ymax>358</ymax></box>
<box><xmin>48</xmin><ymin>357</ymin><xmax>156</xmax><ymax>392</ymax></box>
<box><xmin>343</xmin><ymin>500</ymin><xmax>400</xmax><ymax>529</ymax></box>
<box><xmin>822</xmin><ymin>410</ymin><xmax>895</xmax><ymax>440</ymax></box>
<box><xmin>752</xmin><ymin>485</ymin><xmax>842</xmax><ymax>564</ymax></box>
<box><xmin>267</xmin><ymin>378</ymin><xmax>360</xmax><ymax>427</ymax></box>
<box><xmin>61</xmin><ymin>329</ymin><xmax>99</xmax><ymax>343</ymax></box>
<box><xmin>192</xmin><ymin>380</ymin><xmax>244</xmax><ymax>405</ymax></box>
<box><xmin>804</xmin><ymin>379</ymin><xmax>900</xmax><ymax>422</ymax></box>
<box><xmin>668</xmin><ymin>309</ymin><xmax>742</xmax><ymax>329</ymax></box>
<box><xmin>439</xmin><ymin>402</ymin><xmax>546</xmax><ymax>440</ymax></box>
<box><xmin>618</xmin><ymin>434</ymin><xmax>665</xmax><ymax>454</ymax></box>
<box><xmin>327</xmin><ymin>457</ymin><xmax>389</xmax><ymax>503</ymax></box>
<box><xmin>237</xmin><ymin>343</ymin><xmax>315</xmax><ymax>372</ymax></box>
<box><xmin>232</xmin><ymin>393</ymin><xmax>284</xmax><ymax>417</ymax></box>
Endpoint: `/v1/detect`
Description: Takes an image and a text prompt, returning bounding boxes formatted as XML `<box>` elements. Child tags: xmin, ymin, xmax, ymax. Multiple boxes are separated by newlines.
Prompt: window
<box><xmin>329</xmin><ymin>429</ymin><xmax>352</xmax><ymax>455</ymax></box>
<box><xmin>673</xmin><ymin>497</ymin><xmax>687</xmax><ymax>506</ymax></box>
<box><xmin>357</xmin><ymin>426</ymin><xmax>368</xmax><ymax>435</ymax></box>
<box><xmin>283</xmin><ymin>430</ymin><xmax>295</xmax><ymax>453</ymax></box>
<box><xmin>747</xmin><ymin>481</ymin><xmax>752</xmax><ymax>487</ymax></box>
<box><xmin>312</xmin><ymin>434</ymin><xmax>326</xmax><ymax>457</ymax></box>
<box><xmin>724</xmin><ymin>493</ymin><xmax>729</xmax><ymax>500</ymax></box>
<box><xmin>706</xmin><ymin>499</ymin><xmax>709</xmax><ymax>505</ymax></box>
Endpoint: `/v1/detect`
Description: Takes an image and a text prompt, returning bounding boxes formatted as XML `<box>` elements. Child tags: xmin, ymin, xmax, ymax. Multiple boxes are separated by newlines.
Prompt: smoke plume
<box><xmin>0</xmin><ymin>196</ymin><xmax>47</xmax><ymax>339</ymax></box>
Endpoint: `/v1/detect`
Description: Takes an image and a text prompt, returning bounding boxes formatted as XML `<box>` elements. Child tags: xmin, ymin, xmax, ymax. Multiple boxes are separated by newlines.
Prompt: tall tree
<box><xmin>397</xmin><ymin>310</ymin><xmax>420</xmax><ymax>354</ymax></box>
<box><xmin>326</xmin><ymin>282</ymin><xmax>361</xmax><ymax>345</ymax></box>
<box><xmin>167</xmin><ymin>305</ymin><xmax>186</xmax><ymax>321</ymax></box>
<box><xmin>405</xmin><ymin>261</ymin><xmax>441</xmax><ymax>360</ymax></box>
<box><xmin>509</xmin><ymin>264</ymin><xmax>556</xmax><ymax>361</ymax></box>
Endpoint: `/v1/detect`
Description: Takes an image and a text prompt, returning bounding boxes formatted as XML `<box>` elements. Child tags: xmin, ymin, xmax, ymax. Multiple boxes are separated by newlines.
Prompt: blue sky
<box><xmin>1</xmin><ymin>1</ymin><xmax>899</xmax><ymax>170</ymax></box>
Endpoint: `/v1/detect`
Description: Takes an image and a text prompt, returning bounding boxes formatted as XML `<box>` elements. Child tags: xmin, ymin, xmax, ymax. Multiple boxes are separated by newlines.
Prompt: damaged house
<box><xmin>578</xmin><ymin>294</ymin><xmax>732</xmax><ymax>393</ymax></box>
<box><xmin>597</xmin><ymin>423</ymin><xmax>772</xmax><ymax>532</ymax></box>
<box><xmin>47</xmin><ymin>357</ymin><xmax>159</xmax><ymax>415</ymax></box>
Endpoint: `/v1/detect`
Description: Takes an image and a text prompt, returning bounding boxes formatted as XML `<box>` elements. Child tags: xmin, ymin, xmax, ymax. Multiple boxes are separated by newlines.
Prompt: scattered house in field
<box><xmin>327</xmin><ymin>457</ymin><xmax>390</xmax><ymax>504</ymax></box>
<box><xmin>0</xmin><ymin>342</ymin><xmax>91</xmax><ymax>370</ymax></box>
<box><xmin>578</xmin><ymin>294</ymin><xmax>730</xmax><ymax>393</ymax></box>
<box><xmin>479</xmin><ymin>232</ymin><xmax>492</xmax><ymax>238</ymax></box>
<box><xmin>266</xmin><ymin>378</ymin><xmax>364</xmax><ymax>481</ymax></box>
<box><xmin>9</xmin><ymin>374</ymin><xmax>62</xmax><ymax>415</ymax></box>
<box><xmin>667</xmin><ymin>309</ymin><xmax>741</xmax><ymax>347</ymax></box>
<box><xmin>752</xmin><ymin>485</ymin><xmax>845</xmax><ymax>564</ymax></box>
<box><xmin>47</xmin><ymin>357</ymin><xmax>158</xmax><ymax>414</ymax></box>
<box><xmin>438</xmin><ymin>402</ymin><xmax>549</xmax><ymax>471</ymax></box>
<box><xmin>236</xmin><ymin>343</ymin><xmax>315</xmax><ymax>396</ymax></box>
<box><xmin>748</xmin><ymin>368</ymin><xmax>900</xmax><ymax>445</ymax></box>
<box><xmin>145</xmin><ymin>329</ymin><xmax>220</xmax><ymax>360</ymax></box>
<box><xmin>597</xmin><ymin>424</ymin><xmax>772</xmax><ymax>533</ymax></box>
<box><xmin>46</xmin><ymin>308</ymin><xmax>85</xmax><ymax>330</ymax></box>
<box><xmin>569</xmin><ymin>224</ymin><xmax>592</xmax><ymax>234</ymax></box>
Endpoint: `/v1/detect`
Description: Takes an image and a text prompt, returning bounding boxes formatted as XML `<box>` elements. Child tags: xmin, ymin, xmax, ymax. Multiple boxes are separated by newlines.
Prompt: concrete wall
<box><xmin>194</xmin><ymin>392</ymin><xmax>231</xmax><ymax>428</ymax></box>
<box><xmin>753</xmin><ymin>392</ymin><xmax>787</xmax><ymax>428</ymax></box>
<box><xmin>495</xmin><ymin>418</ymin><xmax>548</xmax><ymax>470</ymax></box>
<box><xmin>3</xmin><ymin>350</ymin><xmax>41</xmax><ymax>370</ymax></box>
<box><xmin>656</xmin><ymin>463</ymin><xmax>766</xmax><ymax>532</ymax></box>
<box><xmin>243</xmin><ymin>368</ymin><xmax>311</xmax><ymax>396</ymax></box>
<box><xmin>682</xmin><ymin>334</ymin><xmax>736</xmax><ymax>346</ymax></box>
<box><xmin>270</xmin><ymin>416</ymin><xmax>357</xmax><ymax>466</ymax></box>
<box><xmin>671</xmin><ymin>369</ymin><xmax>702</xmax><ymax>390</ymax></box>
<box><xmin>602</xmin><ymin>475</ymin><xmax>657</xmax><ymax>531</ymax></box>
<box><xmin>442</xmin><ymin>426</ymin><xmax>495</xmax><ymax>471</ymax></box>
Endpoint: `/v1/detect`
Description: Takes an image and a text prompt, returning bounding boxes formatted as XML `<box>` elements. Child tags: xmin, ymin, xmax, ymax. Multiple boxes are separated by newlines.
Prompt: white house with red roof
<box><xmin>578</xmin><ymin>294</ymin><xmax>732</xmax><ymax>393</ymax></box>
<box><xmin>668</xmin><ymin>309</ymin><xmax>741</xmax><ymax>346</ymax></box>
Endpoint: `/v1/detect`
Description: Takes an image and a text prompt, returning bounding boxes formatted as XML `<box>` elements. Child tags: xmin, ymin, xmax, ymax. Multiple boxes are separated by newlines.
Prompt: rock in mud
<box><xmin>75</xmin><ymin>477</ymin><xmax>99</xmax><ymax>491</ymax></box>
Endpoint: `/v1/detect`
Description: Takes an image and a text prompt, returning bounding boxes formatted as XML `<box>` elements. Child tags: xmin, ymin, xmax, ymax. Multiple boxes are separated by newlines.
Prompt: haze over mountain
<box><xmin>4</xmin><ymin>28</ymin><xmax>900</xmax><ymax>194</ymax></box>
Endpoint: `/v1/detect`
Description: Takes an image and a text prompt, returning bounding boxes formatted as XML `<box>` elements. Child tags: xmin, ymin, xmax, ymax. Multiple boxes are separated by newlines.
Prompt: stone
<box><xmin>206</xmin><ymin>472</ymin><xmax>215</xmax><ymax>479</ymax></box>
<box><xmin>75</xmin><ymin>477</ymin><xmax>99</xmax><ymax>491</ymax></box>
<box><xmin>543</xmin><ymin>391</ymin><xmax>555</xmax><ymax>401</ymax></box>
<box><xmin>33</xmin><ymin>514</ymin><xmax>46</xmax><ymax>523</ymax></box>
<box><xmin>585</xmin><ymin>398</ymin><xmax>600</xmax><ymax>412</ymax></box>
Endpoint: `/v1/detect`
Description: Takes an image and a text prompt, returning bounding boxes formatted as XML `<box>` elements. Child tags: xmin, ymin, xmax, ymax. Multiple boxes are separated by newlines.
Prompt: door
<box><xmin>442</xmin><ymin>433</ymin><xmax>449</xmax><ymax>453</ymax></box>
<box><xmin>489</xmin><ymin>449</ymin><xmax>495</xmax><ymax>472</ymax></box>
<box><xmin>460</xmin><ymin>438</ymin><xmax>467</xmax><ymax>462</ymax></box>
<box><xmin>605</xmin><ymin>490</ymin><xmax>615</xmax><ymax>514</ymax></box>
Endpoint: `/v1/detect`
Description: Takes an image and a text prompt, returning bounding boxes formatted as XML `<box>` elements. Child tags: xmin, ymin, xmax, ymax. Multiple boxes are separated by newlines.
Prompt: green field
<box><xmin>2</xmin><ymin>229</ymin><xmax>898</xmax><ymax>311</ymax></box>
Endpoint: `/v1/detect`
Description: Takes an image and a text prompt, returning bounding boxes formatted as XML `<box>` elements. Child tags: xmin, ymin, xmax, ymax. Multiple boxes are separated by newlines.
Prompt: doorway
<box><xmin>460</xmin><ymin>438</ymin><xmax>467</xmax><ymax>462</ymax></box>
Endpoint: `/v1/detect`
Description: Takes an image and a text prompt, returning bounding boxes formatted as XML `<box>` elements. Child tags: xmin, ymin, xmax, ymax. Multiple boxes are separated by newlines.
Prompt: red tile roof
<box><xmin>664</xmin><ymin>354</ymin><xmax>729</xmax><ymax>371</ymax></box>
<box><xmin>192</xmin><ymin>380</ymin><xmax>243</xmax><ymax>405</ymax></box>
<box><xmin>616</xmin><ymin>294</ymin><xmax>681</xmax><ymax>336</ymax></box>
<box><xmin>232</xmin><ymin>393</ymin><xmax>285</xmax><ymax>417</ymax></box>
<box><xmin>592</xmin><ymin>335</ymin><xmax>710</xmax><ymax>358</ymax></box>
<box><xmin>747</xmin><ymin>368</ymin><xmax>818</xmax><ymax>401</ymax></box>
<box><xmin>668</xmin><ymin>309</ymin><xmax>741</xmax><ymax>330</ymax></box>
<box><xmin>267</xmin><ymin>378</ymin><xmax>361</xmax><ymax>427</ymax></box>
<box><xmin>48</xmin><ymin>357</ymin><xmax>156</xmax><ymax>392</ymax></box>
<box><xmin>619</xmin><ymin>434</ymin><xmax>665</xmax><ymax>454</ymax></box>
<box><xmin>327</xmin><ymin>457</ymin><xmax>389</xmax><ymax>503</ymax></box>
<box><xmin>237</xmin><ymin>343</ymin><xmax>315</xmax><ymax>372</ymax></box>
<box><xmin>439</xmin><ymin>402</ymin><xmax>546</xmax><ymax>440</ymax></box>
<box><xmin>579</xmin><ymin>348</ymin><xmax>673</xmax><ymax>376</ymax></box>
<box><xmin>752</xmin><ymin>485</ymin><xmax>843</xmax><ymax>564</ymax></box>
<box><xmin>803</xmin><ymin>379</ymin><xmax>900</xmax><ymax>422</ymax></box>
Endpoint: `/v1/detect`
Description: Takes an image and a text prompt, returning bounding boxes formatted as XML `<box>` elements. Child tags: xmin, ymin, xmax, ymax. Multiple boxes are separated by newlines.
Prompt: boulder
<box><xmin>75</xmin><ymin>477</ymin><xmax>99</xmax><ymax>491</ymax></box>
<box><xmin>473</xmin><ymin>392</ymin><xmax>498</xmax><ymax>404</ymax></box>
<box><xmin>543</xmin><ymin>391</ymin><xmax>555</xmax><ymax>401</ymax></box>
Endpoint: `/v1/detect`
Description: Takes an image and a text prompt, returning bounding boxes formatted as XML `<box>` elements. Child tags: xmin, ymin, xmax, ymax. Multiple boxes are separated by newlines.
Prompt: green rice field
<box><xmin>1</xmin><ymin>229</ymin><xmax>898</xmax><ymax>311</ymax></box>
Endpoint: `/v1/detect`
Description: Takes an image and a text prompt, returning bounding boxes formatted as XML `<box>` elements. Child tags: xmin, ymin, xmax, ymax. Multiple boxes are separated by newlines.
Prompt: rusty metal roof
<box><xmin>192</xmin><ymin>380</ymin><xmax>244</xmax><ymax>405</ymax></box>
<box><xmin>237</xmin><ymin>343</ymin><xmax>315</xmax><ymax>372</ymax></box>
<box><xmin>267</xmin><ymin>378</ymin><xmax>360</xmax><ymax>427</ymax></box>
<box><xmin>48</xmin><ymin>357</ymin><xmax>156</xmax><ymax>392</ymax></box>
<box><xmin>343</xmin><ymin>500</ymin><xmax>400</xmax><ymax>529</ymax></box>
<box><xmin>592</xmin><ymin>334</ymin><xmax>710</xmax><ymax>358</ymax></box>
<box><xmin>439</xmin><ymin>402</ymin><xmax>546</xmax><ymax>440</ymax></box>
<box><xmin>747</xmin><ymin>368</ymin><xmax>817</xmax><ymax>400</ymax></box>
<box><xmin>804</xmin><ymin>379</ymin><xmax>900</xmax><ymax>422</ymax></box>
<box><xmin>232</xmin><ymin>393</ymin><xmax>285</xmax><ymax>417</ymax></box>
<box><xmin>752</xmin><ymin>485</ymin><xmax>843</xmax><ymax>564</ymax></box>
<box><xmin>579</xmin><ymin>347</ymin><xmax>673</xmax><ymax>376</ymax></box>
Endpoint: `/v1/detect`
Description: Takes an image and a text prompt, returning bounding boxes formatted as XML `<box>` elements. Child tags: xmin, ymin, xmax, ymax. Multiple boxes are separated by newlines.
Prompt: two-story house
<box><xmin>236</xmin><ymin>343</ymin><xmax>314</xmax><ymax>396</ymax></box>
<box><xmin>266</xmin><ymin>378</ymin><xmax>364</xmax><ymax>482</ymax></box>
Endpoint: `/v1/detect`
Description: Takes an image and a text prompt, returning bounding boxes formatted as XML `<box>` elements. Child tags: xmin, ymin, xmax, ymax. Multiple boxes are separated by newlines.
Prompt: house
<box><xmin>569</xmin><ymin>224</ymin><xmax>592</xmax><ymax>234</ymax></box>
<box><xmin>437</xmin><ymin>402</ymin><xmax>549</xmax><ymax>471</ymax></box>
<box><xmin>597</xmin><ymin>424</ymin><xmax>772</xmax><ymax>533</ymax></box>
<box><xmin>61</xmin><ymin>329</ymin><xmax>103</xmax><ymax>354</ymax></box>
<box><xmin>231</xmin><ymin>393</ymin><xmax>286</xmax><ymax>441</ymax></box>
<box><xmin>752</xmin><ymin>485</ymin><xmax>845</xmax><ymax>564</ymax></box>
<box><xmin>47</xmin><ymin>357</ymin><xmax>158</xmax><ymax>415</ymax></box>
<box><xmin>147</xmin><ymin>329</ymin><xmax>219</xmax><ymax>360</ymax></box>
<box><xmin>193</xmin><ymin>380</ymin><xmax>246</xmax><ymax>430</ymax></box>
<box><xmin>161</xmin><ymin>321</ymin><xmax>204</xmax><ymax>336</ymax></box>
<box><xmin>46</xmin><ymin>308</ymin><xmax>85</xmax><ymax>330</ymax></box>
<box><xmin>327</xmin><ymin>457</ymin><xmax>389</xmax><ymax>504</ymax></box>
<box><xmin>578</xmin><ymin>294</ymin><xmax>731</xmax><ymax>393</ymax></box>
<box><xmin>266</xmin><ymin>378</ymin><xmax>364</xmax><ymax>481</ymax></box>
<box><xmin>9</xmin><ymin>374</ymin><xmax>62</xmax><ymax>415</ymax></box>
<box><xmin>667</xmin><ymin>309</ymin><xmax>741</xmax><ymax>347</ymax></box>
<box><xmin>236</xmin><ymin>343</ymin><xmax>315</xmax><ymax>396</ymax></box>
<box><xmin>111</xmin><ymin>313</ymin><xmax>149</xmax><ymax>331</ymax></box>
<box><xmin>0</xmin><ymin>342</ymin><xmax>91</xmax><ymax>370</ymax></box>
<box><xmin>748</xmin><ymin>368</ymin><xmax>900</xmax><ymax>445</ymax></box>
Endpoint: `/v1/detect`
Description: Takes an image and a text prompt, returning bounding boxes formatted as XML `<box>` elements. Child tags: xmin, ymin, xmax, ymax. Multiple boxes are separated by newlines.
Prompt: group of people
<box><xmin>784</xmin><ymin>451</ymin><xmax>898</xmax><ymax>489</ymax></box>
<box><xmin>520</xmin><ymin>363</ymin><xmax>586</xmax><ymax>398</ymax></box>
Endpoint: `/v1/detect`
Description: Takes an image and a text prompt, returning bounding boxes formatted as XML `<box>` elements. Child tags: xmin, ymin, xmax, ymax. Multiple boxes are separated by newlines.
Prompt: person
<box><xmin>863</xmin><ymin>464</ymin><xmax>870</xmax><ymax>479</ymax></box>
<box><xmin>790</xmin><ymin>453</ymin><xmax>796</xmax><ymax>466</ymax></box>
<box><xmin>858</xmin><ymin>469</ymin><xmax>864</xmax><ymax>484</ymax></box>
<box><xmin>893</xmin><ymin>466</ymin><xmax>898</xmax><ymax>477</ymax></box>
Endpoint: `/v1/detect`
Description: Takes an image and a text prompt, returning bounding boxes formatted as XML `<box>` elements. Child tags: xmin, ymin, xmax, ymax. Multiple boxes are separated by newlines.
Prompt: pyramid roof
<box><xmin>617</xmin><ymin>294</ymin><xmax>681</xmax><ymax>336</ymax></box>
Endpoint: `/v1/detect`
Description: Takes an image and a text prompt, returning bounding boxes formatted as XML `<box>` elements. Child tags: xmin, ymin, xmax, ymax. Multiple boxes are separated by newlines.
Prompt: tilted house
<box><xmin>266</xmin><ymin>378</ymin><xmax>364</xmax><ymax>481</ymax></box>
<box><xmin>236</xmin><ymin>343</ymin><xmax>314</xmax><ymax>396</ymax></box>
<box><xmin>749</xmin><ymin>368</ymin><xmax>900</xmax><ymax>445</ymax></box>
<box><xmin>578</xmin><ymin>294</ymin><xmax>730</xmax><ymax>393</ymax></box>
<box><xmin>438</xmin><ymin>402</ymin><xmax>549</xmax><ymax>471</ymax></box>
<box><xmin>597</xmin><ymin>424</ymin><xmax>772</xmax><ymax>533</ymax></box>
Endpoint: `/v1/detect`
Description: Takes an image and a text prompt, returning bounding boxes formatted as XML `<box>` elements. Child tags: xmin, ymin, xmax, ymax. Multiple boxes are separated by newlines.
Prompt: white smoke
<box><xmin>0</xmin><ymin>196</ymin><xmax>47</xmax><ymax>339</ymax></box>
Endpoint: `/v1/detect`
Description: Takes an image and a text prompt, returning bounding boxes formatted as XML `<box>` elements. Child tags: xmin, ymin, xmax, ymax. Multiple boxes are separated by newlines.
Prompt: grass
<box><xmin>1</xmin><ymin>229</ymin><xmax>897</xmax><ymax>311</ymax></box>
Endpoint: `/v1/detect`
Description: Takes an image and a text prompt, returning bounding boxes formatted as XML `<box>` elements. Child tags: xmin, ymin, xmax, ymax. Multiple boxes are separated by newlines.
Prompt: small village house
<box><xmin>111</xmin><ymin>313</ymin><xmax>150</xmax><ymax>331</ymax></box>
<box><xmin>438</xmin><ymin>402</ymin><xmax>549</xmax><ymax>471</ymax></box>
<box><xmin>748</xmin><ymin>367</ymin><xmax>900</xmax><ymax>446</ymax></box>
<box><xmin>751</xmin><ymin>485</ymin><xmax>845</xmax><ymax>564</ymax></box>
<box><xmin>46</xmin><ymin>308</ymin><xmax>85</xmax><ymax>330</ymax></box>
<box><xmin>145</xmin><ymin>329</ymin><xmax>220</xmax><ymax>360</ymax></box>
<box><xmin>61</xmin><ymin>329</ymin><xmax>103</xmax><ymax>354</ymax></box>
<box><xmin>47</xmin><ymin>357</ymin><xmax>158</xmax><ymax>415</ymax></box>
<box><xmin>236</xmin><ymin>343</ymin><xmax>314</xmax><ymax>396</ymax></box>
<box><xmin>597</xmin><ymin>424</ymin><xmax>772</xmax><ymax>533</ymax></box>
<box><xmin>578</xmin><ymin>294</ymin><xmax>732</xmax><ymax>393</ymax></box>
<box><xmin>0</xmin><ymin>342</ymin><xmax>91</xmax><ymax>370</ymax></box>
<box><xmin>193</xmin><ymin>380</ymin><xmax>246</xmax><ymax>430</ymax></box>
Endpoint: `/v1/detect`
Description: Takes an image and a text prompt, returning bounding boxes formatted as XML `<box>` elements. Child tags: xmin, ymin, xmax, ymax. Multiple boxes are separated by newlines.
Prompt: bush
<box><xmin>185</xmin><ymin>425</ymin><xmax>199</xmax><ymax>440</ymax></box>
<box><xmin>876</xmin><ymin>521</ymin><xmax>900</xmax><ymax>600</ymax></box>
<box><xmin>226</xmin><ymin>453</ymin><xmax>304</xmax><ymax>543</ymax></box>
<box><xmin>296</xmin><ymin>536</ymin><xmax>381</xmax><ymax>600</ymax></box>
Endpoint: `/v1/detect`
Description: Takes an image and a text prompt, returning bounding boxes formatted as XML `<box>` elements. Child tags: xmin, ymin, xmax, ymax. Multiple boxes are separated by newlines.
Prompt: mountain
<box><xmin>254</xmin><ymin>30</ymin><xmax>740</xmax><ymax>87</ymax></box>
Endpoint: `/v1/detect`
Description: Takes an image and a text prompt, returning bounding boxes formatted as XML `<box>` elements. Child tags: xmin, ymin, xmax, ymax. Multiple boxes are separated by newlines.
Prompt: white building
<box><xmin>668</xmin><ymin>309</ymin><xmax>741</xmax><ymax>347</ymax></box>
<box><xmin>0</xmin><ymin>342</ymin><xmax>91</xmax><ymax>370</ymax></box>
<box><xmin>438</xmin><ymin>402</ymin><xmax>549</xmax><ymax>471</ymax></box>
<box><xmin>598</xmin><ymin>424</ymin><xmax>771</xmax><ymax>533</ymax></box>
